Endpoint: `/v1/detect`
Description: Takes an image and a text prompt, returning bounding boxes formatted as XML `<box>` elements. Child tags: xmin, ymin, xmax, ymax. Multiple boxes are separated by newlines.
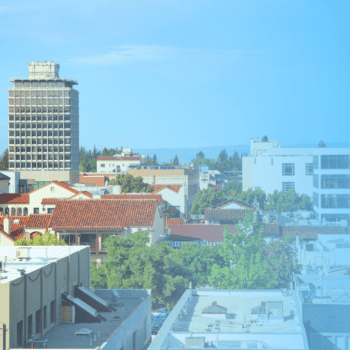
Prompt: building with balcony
<box><xmin>7</xmin><ymin>61</ymin><xmax>79</xmax><ymax>184</ymax></box>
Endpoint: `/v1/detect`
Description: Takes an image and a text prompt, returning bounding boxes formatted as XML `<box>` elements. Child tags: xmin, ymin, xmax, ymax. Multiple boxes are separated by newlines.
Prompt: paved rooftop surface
<box><xmin>176</xmin><ymin>293</ymin><xmax>301</xmax><ymax>334</ymax></box>
<box><xmin>44</xmin><ymin>290</ymin><xmax>148</xmax><ymax>349</ymax></box>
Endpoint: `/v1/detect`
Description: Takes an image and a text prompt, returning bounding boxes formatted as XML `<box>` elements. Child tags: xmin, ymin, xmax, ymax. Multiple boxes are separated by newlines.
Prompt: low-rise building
<box><xmin>0</xmin><ymin>172</ymin><xmax>11</xmax><ymax>194</ymax></box>
<box><xmin>149</xmin><ymin>288</ymin><xmax>309</xmax><ymax>350</ymax></box>
<box><xmin>295</xmin><ymin>274</ymin><xmax>350</xmax><ymax>350</ymax></box>
<box><xmin>0</xmin><ymin>246</ymin><xmax>152</xmax><ymax>350</ymax></box>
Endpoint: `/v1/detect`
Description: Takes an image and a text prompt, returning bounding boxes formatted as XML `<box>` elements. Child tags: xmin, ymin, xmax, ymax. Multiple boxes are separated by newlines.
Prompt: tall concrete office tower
<box><xmin>8</xmin><ymin>61</ymin><xmax>79</xmax><ymax>184</ymax></box>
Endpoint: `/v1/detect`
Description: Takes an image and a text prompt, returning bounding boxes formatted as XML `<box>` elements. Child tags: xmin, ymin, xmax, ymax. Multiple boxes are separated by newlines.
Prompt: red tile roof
<box><xmin>41</xmin><ymin>198</ymin><xmax>59</xmax><ymax>204</ymax></box>
<box><xmin>0</xmin><ymin>216</ymin><xmax>30</xmax><ymax>240</ymax></box>
<box><xmin>50</xmin><ymin>199</ymin><xmax>157</xmax><ymax>231</ymax></box>
<box><xmin>0</xmin><ymin>194</ymin><xmax>30</xmax><ymax>204</ymax></box>
<box><xmin>101</xmin><ymin>194</ymin><xmax>162</xmax><ymax>204</ymax></box>
<box><xmin>97</xmin><ymin>156</ymin><xmax>117</xmax><ymax>161</ymax></box>
<box><xmin>214</xmin><ymin>185</ymin><xmax>223</xmax><ymax>190</ymax></box>
<box><xmin>29</xmin><ymin>181</ymin><xmax>79</xmax><ymax>195</ymax></box>
<box><xmin>151</xmin><ymin>184</ymin><xmax>182</xmax><ymax>194</ymax></box>
<box><xmin>167</xmin><ymin>218</ymin><xmax>182</xmax><ymax>226</ymax></box>
<box><xmin>169</xmin><ymin>224</ymin><xmax>237</xmax><ymax>242</ymax></box>
<box><xmin>26</xmin><ymin>214</ymin><xmax>53</xmax><ymax>229</ymax></box>
<box><xmin>79</xmin><ymin>175</ymin><xmax>107</xmax><ymax>187</ymax></box>
<box><xmin>117</xmin><ymin>156</ymin><xmax>140</xmax><ymax>161</ymax></box>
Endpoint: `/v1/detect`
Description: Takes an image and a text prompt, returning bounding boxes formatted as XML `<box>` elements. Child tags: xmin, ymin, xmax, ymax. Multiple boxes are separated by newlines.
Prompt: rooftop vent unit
<box><xmin>13</xmin><ymin>219</ymin><xmax>20</xmax><ymax>225</ymax></box>
<box><xmin>27</xmin><ymin>338</ymin><xmax>48</xmax><ymax>349</ymax></box>
<box><xmin>185</xmin><ymin>337</ymin><xmax>205</xmax><ymax>348</ymax></box>
<box><xmin>16</xmin><ymin>247</ymin><xmax>30</xmax><ymax>260</ymax></box>
<box><xmin>75</xmin><ymin>328</ymin><xmax>92</xmax><ymax>336</ymax></box>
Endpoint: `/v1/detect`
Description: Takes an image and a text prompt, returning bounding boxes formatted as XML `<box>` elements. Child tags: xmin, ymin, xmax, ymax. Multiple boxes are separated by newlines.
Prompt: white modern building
<box><xmin>8</xmin><ymin>61</ymin><xmax>79</xmax><ymax>184</ymax></box>
<box><xmin>149</xmin><ymin>288</ymin><xmax>309</xmax><ymax>350</ymax></box>
<box><xmin>243</xmin><ymin>138</ymin><xmax>350</xmax><ymax>223</ymax></box>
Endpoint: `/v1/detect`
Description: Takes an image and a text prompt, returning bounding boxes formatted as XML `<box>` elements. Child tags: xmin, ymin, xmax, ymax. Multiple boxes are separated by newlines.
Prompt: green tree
<box><xmin>153</xmin><ymin>154</ymin><xmax>158</xmax><ymax>165</ymax></box>
<box><xmin>109</xmin><ymin>174</ymin><xmax>153</xmax><ymax>193</ymax></box>
<box><xmin>102</xmin><ymin>148</ymin><xmax>109</xmax><ymax>156</ymax></box>
<box><xmin>222</xmin><ymin>181</ymin><xmax>242</xmax><ymax>196</ymax></box>
<box><xmin>264</xmin><ymin>190</ymin><xmax>313</xmax><ymax>213</ymax></box>
<box><xmin>173</xmin><ymin>155</ymin><xmax>179</xmax><ymax>166</ymax></box>
<box><xmin>15</xmin><ymin>232</ymin><xmax>67</xmax><ymax>246</ymax></box>
<box><xmin>217</xmin><ymin>149</ymin><xmax>228</xmax><ymax>162</ymax></box>
<box><xmin>318</xmin><ymin>140</ymin><xmax>326</xmax><ymax>148</ymax></box>
<box><xmin>189</xmin><ymin>188</ymin><xmax>226</xmax><ymax>215</ymax></box>
<box><xmin>0</xmin><ymin>149</ymin><xmax>9</xmax><ymax>171</ymax></box>
<box><xmin>236</xmin><ymin>188</ymin><xmax>266</xmax><ymax>209</ymax></box>
<box><xmin>196</xmin><ymin>151</ymin><xmax>205</xmax><ymax>159</ymax></box>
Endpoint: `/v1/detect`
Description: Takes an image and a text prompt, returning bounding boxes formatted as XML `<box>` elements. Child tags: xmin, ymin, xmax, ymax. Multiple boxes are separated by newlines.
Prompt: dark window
<box><xmin>282</xmin><ymin>163</ymin><xmax>295</xmax><ymax>176</ymax></box>
<box><xmin>34</xmin><ymin>208</ymin><xmax>39</xmax><ymax>214</ymax></box>
<box><xmin>28</xmin><ymin>314</ymin><xmax>33</xmax><ymax>338</ymax></box>
<box><xmin>48</xmin><ymin>208</ymin><xmax>54</xmax><ymax>214</ymax></box>
<box><xmin>133</xmin><ymin>331</ymin><xmax>137</xmax><ymax>350</ymax></box>
<box><xmin>313</xmin><ymin>155</ymin><xmax>318</xmax><ymax>170</ymax></box>
<box><xmin>321</xmin><ymin>194</ymin><xmax>350</xmax><ymax>209</ymax></box>
<box><xmin>282</xmin><ymin>182</ymin><xmax>295</xmax><ymax>192</ymax></box>
<box><xmin>43</xmin><ymin>305</ymin><xmax>47</xmax><ymax>329</ymax></box>
<box><xmin>313</xmin><ymin>175</ymin><xmax>319</xmax><ymax>188</ymax></box>
<box><xmin>321</xmin><ymin>175</ymin><xmax>350</xmax><ymax>189</ymax></box>
<box><xmin>35</xmin><ymin>309</ymin><xmax>41</xmax><ymax>334</ymax></box>
<box><xmin>17</xmin><ymin>320</ymin><xmax>23</xmax><ymax>347</ymax></box>
<box><xmin>50</xmin><ymin>300</ymin><xmax>56</xmax><ymax>323</ymax></box>
<box><xmin>313</xmin><ymin>192</ymin><xmax>319</xmax><ymax>208</ymax></box>
<box><xmin>321</xmin><ymin>155</ymin><xmax>350</xmax><ymax>169</ymax></box>
<box><xmin>305</xmin><ymin>163</ymin><xmax>313</xmax><ymax>175</ymax></box>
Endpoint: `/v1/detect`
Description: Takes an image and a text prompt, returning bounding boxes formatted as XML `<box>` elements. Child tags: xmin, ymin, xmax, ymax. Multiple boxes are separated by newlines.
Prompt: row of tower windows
<box><xmin>9</xmin><ymin>90</ymin><xmax>71</xmax><ymax>97</ymax></box>
<box><xmin>9</xmin><ymin>154</ymin><xmax>70</xmax><ymax>160</ymax></box>
<box><xmin>9</xmin><ymin>115</ymin><xmax>71</xmax><ymax>121</ymax></box>
<box><xmin>9</xmin><ymin>107</ymin><xmax>76</xmax><ymax>113</ymax></box>
<box><xmin>9</xmin><ymin>146</ymin><xmax>70</xmax><ymax>154</ymax></box>
<box><xmin>9</xmin><ymin>162</ymin><xmax>71</xmax><ymax>169</ymax></box>
<box><xmin>9</xmin><ymin>123</ymin><xmax>71</xmax><ymax>130</ymax></box>
<box><xmin>9</xmin><ymin>138</ymin><xmax>71</xmax><ymax>146</ymax></box>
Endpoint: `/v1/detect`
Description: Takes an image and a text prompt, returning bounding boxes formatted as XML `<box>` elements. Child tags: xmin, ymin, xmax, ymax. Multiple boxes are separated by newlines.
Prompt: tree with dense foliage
<box><xmin>15</xmin><ymin>232</ymin><xmax>67</xmax><ymax>246</ymax></box>
<box><xmin>109</xmin><ymin>174</ymin><xmax>153</xmax><ymax>193</ymax></box>
<box><xmin>235</xmin><ymin>188</ymin><xmax>267</xmax><ymax>209</ymax></box>
<box><xmin>208</xmin><ymin>212</ymin><xmax>298</xmax><ymax>289</ymax></box>
<box><xmin>189</xmin><ymin>188</ymin><xmax>226</xmax><ymax>215</ymax></box>
<box><xmin>91</xmin><ymin>231</ymin><xmax>189</xmax><ymax>309</ymax></box>
<box><xmin>0</xmin><ymin>149</ymin><xmax>9</xmax><ymax>171</ymax></box>
<box><xmin>217</xmin><ymin>149</ymin><xmax>228</xmax><ymax>162</ymax></box>
<box><xmin>222</xmin><ymin>181</ymin><xmax>242</xmax><ymax>197</ymax></box>
<box><xmin>264</xmin><ymin>190</ymin><xmax>313</xmax><ymax>213</ymax></box>
<box><xmin>196</xmin><ymin>151</ymin><xmax>205</xmax><ymax>159</ymax></box>
<box><xmin>173</xmin><ymin>155</ymin><xmax>179</xmax><ymax>166</ymax></box>
<box><xmin>318</xmin><ymin>140</ymin><xmax>326</xmax><ymax>148</ymax></box>
<box><xmin>153</xmin><ymin>154</ymin><xmax>158</xmax><ymax>165</ymax></box>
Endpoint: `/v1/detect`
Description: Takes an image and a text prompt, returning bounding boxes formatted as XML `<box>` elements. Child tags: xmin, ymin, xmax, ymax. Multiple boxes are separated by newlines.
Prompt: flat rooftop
<box><xmin>44</xmin><ymin>289</ymin><xmax>149</xmax><ymax>349</ymax></box>
<box><xmin>150</xmin><ymin>289</ymin><xmax>308</xmax><ymax>350</ymax></box>
<box><xmin>0</xmin><ymin>246</ymin><xmax>87</xmax><ymax>283</ymax></box>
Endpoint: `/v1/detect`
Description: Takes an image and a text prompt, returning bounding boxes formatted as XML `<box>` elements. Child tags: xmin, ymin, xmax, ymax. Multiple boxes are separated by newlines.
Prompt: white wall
<box><xmin>0</xmin><ymin>171</ymin><xmax>20</xmax><ymax>193</ymax></box>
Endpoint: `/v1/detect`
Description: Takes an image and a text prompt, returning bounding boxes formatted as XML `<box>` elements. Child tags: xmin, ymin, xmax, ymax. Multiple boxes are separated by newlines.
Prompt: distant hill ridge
<box><xmin>132</xmin><ymin>142</ymin><xmax>350</xmax><ymax>164</ymax></box>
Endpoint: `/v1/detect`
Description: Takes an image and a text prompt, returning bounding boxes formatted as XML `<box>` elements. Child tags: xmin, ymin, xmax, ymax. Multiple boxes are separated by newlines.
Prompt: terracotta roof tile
<box><xmin>97</xmin><ymin>156</ymin><xmax>117</xmax><ymax>161</ymax></box>
<box><xmin>0</xmin><ymin>194</ymin><xmax>30</xmax><ymax>204</ymax></box>
<box><xmin>26</xmin><ymin>214</ymin><xmax>53</xmax><ymax>228</ymax></box>
<box><xmin>167</xmin><ymin>218</ymin><xmax>182</xmax><ymax>226</ymax></box>
<box><xmin>169</xmin><ymin>224</ymin><xmax>237</xmax><ymax>242</ymax></box>
<box><xmin>41</xmin><ymin>198</ymin><xmax>59</xmax><ymax>204</ymax></box>
<box><xmin>50</xmin><ymin>199</ymin><xmax>157</xmax><ymax>231</ymax></box>
<box><xmin>0</xmin><ymin>216</ymin><xmax>30</xmax><ymax>240</ymax></box>
<box><xmin>151</xmin><ymin>184</ymin><xmax>182</xmax><ymax>194</ymax></box>
<box><xmin>101</xmin><ymin>194</ymin><xmax>162</xmax><ymax>204</ymax></box>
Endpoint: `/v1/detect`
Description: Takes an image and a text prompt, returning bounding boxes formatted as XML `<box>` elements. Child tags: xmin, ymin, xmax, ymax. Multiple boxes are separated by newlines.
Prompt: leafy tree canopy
<box><xmin>15</xmin><ymin>232</ymin><xmax>67</xmax><ymax>246</ymax></box>
<box><xmin>173</xmin><ymin>155</ymin><xmax>179</xmax><ymax>166</ymax></box>
<box><xmin>318</xmin><ymin>140</ymin><xmax>326</xmax><ymax>148</ymax></box>
<box><xmin>196</xmin><ymin>151</ymin><xmax>205</xmax><ymax>159</ymax></box>
<box><xmin>0</xmin><ymin>149</ymin><xmax>9</xmax><ymax>171</ymax></box>
<box><xmin>264</xmin><ymin>190</ymin><xmax>313</xmax><ymax>213</ymax></box>
<box><xmin>109</xmin><ymin>174</ymin><xmax>153</xmax><ymax>193</ymax></box>
<box><xmin>189</xmin><ymin>188</ymin><xmax>226</xmax><ymax>215</ymax></box>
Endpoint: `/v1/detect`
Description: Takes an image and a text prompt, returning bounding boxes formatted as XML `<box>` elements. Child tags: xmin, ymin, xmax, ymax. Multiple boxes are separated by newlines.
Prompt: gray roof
<box><xmin>0</xmin><ymin>172</ymin><xmax>10</xmax><ymax>180</ymax></box>
<box><xmin>202</xmin><ymin>302</ymin><xmax>227</xmax><ymax>314</ymax></box>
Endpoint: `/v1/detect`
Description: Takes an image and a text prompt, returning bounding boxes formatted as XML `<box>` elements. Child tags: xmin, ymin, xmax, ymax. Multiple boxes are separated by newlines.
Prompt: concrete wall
<box><xmin>0</xmin><ymin>171</ymin><xmax>20</xmax><ymax>193</ymax></box>
<box><xmin>0</xmin><ymin>232</ymin><xmax>15</xmax><ymax>246</ymax></box>
<box><xmin>19</xmin><ymin>170</ymin><xmax>79</xmax><ymax>184</ymax></box>
<box><xmin>100</xmin><ymin>290</ymin><xmax>151</xmax><ymax>350</ymax></box>
<box><xmin>0</xmin><ymin>246</ymin><xmax>90</xmax><ymax>349</ymax></box>
<box><xmin>0</xmin><ymin>179</ymin><xmax>9</xmax><ymax>194</ymax></box>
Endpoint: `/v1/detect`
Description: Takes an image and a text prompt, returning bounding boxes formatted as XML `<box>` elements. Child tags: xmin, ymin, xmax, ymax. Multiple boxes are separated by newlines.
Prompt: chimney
<box><xmin>3</xmin><ymin>215</ymin><xmax>11</xmax><ymax>236</ymax></box>
<box><xmin>212</xmin><ymin>301</ymin><xmax>217</xmax><ymax>306</ymax></box>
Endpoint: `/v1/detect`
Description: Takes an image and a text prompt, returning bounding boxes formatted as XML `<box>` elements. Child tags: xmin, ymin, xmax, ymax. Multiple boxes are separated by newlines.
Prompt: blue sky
<box><xmin>0</xmin><ymin>0</ymin><xmax>349</xmax><ymax>152</ymax></box>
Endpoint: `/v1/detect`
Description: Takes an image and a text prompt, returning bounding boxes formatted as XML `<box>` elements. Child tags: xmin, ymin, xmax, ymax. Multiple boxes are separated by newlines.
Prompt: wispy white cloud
<box><xmin>66</xmin><ymin>45</ymin><xmax>259</xmax><ymax>66</ymax></box>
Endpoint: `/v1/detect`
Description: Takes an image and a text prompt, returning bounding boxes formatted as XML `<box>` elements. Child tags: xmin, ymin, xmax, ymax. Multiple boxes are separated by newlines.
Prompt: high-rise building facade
<box><xmin>8</xmin><ymin>61</ymin><xmax>79</xmax><ymax>183</ymax></box>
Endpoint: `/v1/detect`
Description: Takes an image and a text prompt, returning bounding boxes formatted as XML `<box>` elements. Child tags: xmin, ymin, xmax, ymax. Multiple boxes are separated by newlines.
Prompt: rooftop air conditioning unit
<box><xmin>27</xmin><ymin>338</ymin><xmax>48</xmax><ymax>349</ymax></box>
<box><xmin>185</xmin><ymin>337</ymin><xmax>205</xmax><ymax>348</ymax></box>
<box><xmin>13</xmin><ymin>219</ymin><xmax>20</xmax><ymax>225</ymax></box>
<box><xmin>16</xmin><ymin>247</ymin><xmax>30</xmax><ymax>260</ymax></box>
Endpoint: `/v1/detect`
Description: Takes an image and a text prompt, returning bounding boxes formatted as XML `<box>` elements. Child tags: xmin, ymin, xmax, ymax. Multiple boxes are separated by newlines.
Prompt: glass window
<box><xmin>321</xmin><ymin>175</ymin><xmax>350</xmax><ymax>189</ymax></box>
<box><xmin>321</xmin><ymin>155</ymin><xmax>350</xmax><ymax>169</ymax></box>
<box><xmin>313</xmin><ymin>192</ymin><xmax>319</xmax><ymax>208</ymax></box>
<box><xmin>282</xmin><ymin>182</ymin><xmax>295</xmax><ymax>192</ymax></box>
<box><xmin>305</xmin><ymin>163</ymin><xmax>313</xmax><ymax>175</ymax></box>
<box><xmin>321</xmin><ymin>194</ymin><xmax>350</xmax><ymax>209</ymax></box>
<box><xmin>282</xmin><ymin>163</ymin><xmax>295</xmax><ymax>176</ymax></box>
